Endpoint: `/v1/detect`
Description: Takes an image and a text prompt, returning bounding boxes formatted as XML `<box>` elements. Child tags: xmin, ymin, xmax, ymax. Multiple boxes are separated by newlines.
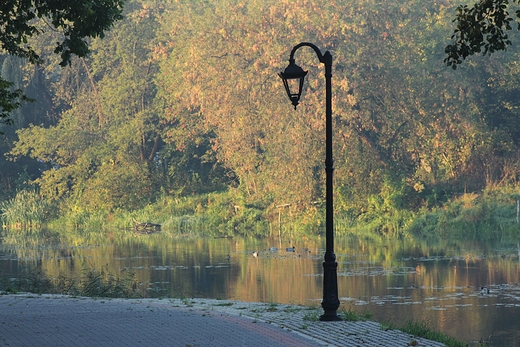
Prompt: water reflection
<box><xmin>1</xmin><ymin>229</ymin><xmax>519</xmax><ymax>346</ymax></box>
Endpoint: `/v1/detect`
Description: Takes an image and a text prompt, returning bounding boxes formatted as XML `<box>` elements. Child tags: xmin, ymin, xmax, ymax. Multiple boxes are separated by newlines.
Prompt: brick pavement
<box><xmin>0</xmin><ymin>295</ymin><xmax>446</xmax><ymax>347</ymax></box>
<box><xmin>176</xmin><ymin>298</ymin><xmax>446</xmax><ymax>347</ymax></box>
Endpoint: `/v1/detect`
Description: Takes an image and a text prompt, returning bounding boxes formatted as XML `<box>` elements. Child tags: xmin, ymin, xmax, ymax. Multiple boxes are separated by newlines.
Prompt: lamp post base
<box><xmin>319</xmin><ymin>312</ymin><xmax>342</xmax><ymax>321</ymax></box>
<box><xmin>320</xmin><ymin>258</ymin><xmax>341</xmax><ymax>321</ymax></box>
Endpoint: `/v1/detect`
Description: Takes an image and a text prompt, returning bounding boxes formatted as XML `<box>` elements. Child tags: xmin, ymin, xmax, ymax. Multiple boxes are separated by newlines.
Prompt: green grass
<box><xmin>340</xmin><ymin>307</ymin><xmax>373</xmax><ymax>321</ymax></box>
<box><xmin>336</xmin><ymin>307</ymin><xmax>467</xmax><ymax>347</ymax></box>
<box><xmin>302</xmin><ymin>309</ymin><xmax>321</xmax><ymax>321</ymax></box>
<box><xmin>6</xmin><ymin>181</ymin><xmax>520</xmax><ymax>243</ymax></box>
<box><xmin>265</xmin><ymin>302</ymin><xmax>279</xmax><ymax>312</ymax></box>
<box><xmin>42</xmin><ymin>190</ymin><xmax>275</xmax><ymax>237</ymax></box>
<box><xmin>400</xmin><ymin>320</ymin><xmax>468</xmax><ymax>347</ymax></box>
<box><xmin>408</xmin><ymin>188</ymin><xmax>520</xmax><ymax>240</ymax></box>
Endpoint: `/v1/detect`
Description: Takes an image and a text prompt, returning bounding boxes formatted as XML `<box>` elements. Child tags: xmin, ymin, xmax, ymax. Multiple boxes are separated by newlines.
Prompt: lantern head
<box><xmin>279</xmin><ymin>59</ymin><xmax>308</xmax><ymax>109</ymax></box>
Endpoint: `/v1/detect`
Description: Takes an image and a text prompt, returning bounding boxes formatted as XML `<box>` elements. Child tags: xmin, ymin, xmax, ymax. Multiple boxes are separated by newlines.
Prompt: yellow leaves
<box><xmin>346</xmin><ymin>94</ymin><xmax>357</xmax><ymax>108</ymax></box>
<box><xmin>137</xmin><ymin>5</ymin><xmax>151</xmax><ymax>20</ymax></box>
<box><xmin>413</xmin><ymin>181</ymin><xmax>425</xmax><ymax>193</ymax></box>
<box><xmin>147</xmin><ymin>0</ymin><xmax>491</xmax><ymax>204</ymax></box>
<box><xmin>151</xmin><ymin>42</ymin><xmax>169</xmax><ymax>61</ymax></box>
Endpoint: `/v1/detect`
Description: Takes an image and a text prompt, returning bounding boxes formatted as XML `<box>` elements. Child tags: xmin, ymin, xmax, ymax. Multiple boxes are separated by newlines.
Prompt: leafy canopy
<box><xmin>445</xmin><ymin>0</ymin><xmax>520</xmax><ymax>68</ymax></box>
<box><xmin>0</xmin><ymin>0</ymin><xmax>124</xmax><ymax>124</ymax></box>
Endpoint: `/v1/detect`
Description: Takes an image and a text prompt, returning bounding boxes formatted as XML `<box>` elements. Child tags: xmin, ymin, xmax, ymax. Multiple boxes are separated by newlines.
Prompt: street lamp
<box><xmin>279</xmin><ymin>42</ymin><xmax>341</xmax><ymax>321</ymax></box>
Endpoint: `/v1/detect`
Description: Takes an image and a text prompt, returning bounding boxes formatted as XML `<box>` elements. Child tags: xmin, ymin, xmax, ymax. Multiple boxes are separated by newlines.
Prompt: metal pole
<box><xmin>320</xmin><ymin>50</ymin><xmax>340</xmax><ymax>321</ymax></box>
<box><xmin>287</xmin><ymin>43</ymin><xmax>340</xmax><ymax>321</ymax></box>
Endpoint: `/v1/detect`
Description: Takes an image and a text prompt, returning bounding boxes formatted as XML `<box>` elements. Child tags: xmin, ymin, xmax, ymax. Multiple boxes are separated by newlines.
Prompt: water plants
<box><xmin>0</xmin><ymin>189</ymin><xmax>51</xmax><ymax>229</ymax></box>
<box><xmin>0</xmin><ymin>266</ymin><xmax>140</xmax><ymax>299</ymax></box>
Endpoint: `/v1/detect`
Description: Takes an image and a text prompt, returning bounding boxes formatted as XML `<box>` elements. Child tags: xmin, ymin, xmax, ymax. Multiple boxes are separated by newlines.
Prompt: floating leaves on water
<box><xmin>341</xmin><ymin>266</ymin><xmax>417</xmax><ymax>277</ymax></box>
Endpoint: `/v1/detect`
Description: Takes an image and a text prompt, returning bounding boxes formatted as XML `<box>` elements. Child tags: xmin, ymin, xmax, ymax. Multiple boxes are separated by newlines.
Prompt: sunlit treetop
<box><xmin>445</xmin><ymin>0</ymin><xmax>520</xmax><ymax>69</ymax></box>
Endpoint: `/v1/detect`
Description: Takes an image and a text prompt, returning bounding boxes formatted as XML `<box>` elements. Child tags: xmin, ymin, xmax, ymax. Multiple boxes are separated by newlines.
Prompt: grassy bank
<box><xmin>36</xmin><ymin>189</ymin><xmax>316</xmax><ymax>237</ymax></box>
<box><xmin>35</xmin><ymin>191</ymin><xmax>273</xmax><ymax>237</ymax></box>
<box><xmin>407</xmin><ymin>187</ymin><xmax>520</xmax><ymax>240</ymax></box>
<box><xmin>2</xmin><ymin>186</ymin><xmax>520</xmax><ymax>241</ymax></box>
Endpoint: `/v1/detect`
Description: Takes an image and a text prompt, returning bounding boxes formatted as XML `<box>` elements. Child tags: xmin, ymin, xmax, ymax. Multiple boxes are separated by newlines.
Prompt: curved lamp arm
<box><xmin>280</xmin><ymin>42</ymin><xmax>332</xmax><ymax>109</ymax></box>
<box><xmin>289</xmin><ymin>42</ymin><xmax>330</xmax><ymax>66</ymax></box>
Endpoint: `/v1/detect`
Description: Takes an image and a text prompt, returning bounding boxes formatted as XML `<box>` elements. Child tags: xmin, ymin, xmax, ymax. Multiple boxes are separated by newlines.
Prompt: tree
<box><xmin>154</xmin><ymin>0</ymin><xmax>513</xmax><ymax>220</ymax></box>
<box><xmin>445</xmin><ymin>0</ymin><xmax>520</xmax><ymax>68</ymax></box>
<box><xmin>9</xmin><ymin>0</ymin><xmax>520</xmax><ymax>224</ymax></box>
<box><xmin>10</xmin><ymin>1</ymin><xmax>157</xmax><ymax>212</ymax></box>
<box><xmin>444</xmin><ymin>0</ymin><xmax>520</xmax><ymax>185</ymax></box>
<box><xmin>0</xmin><ymin>55</ymin><xmax>54</xmax><ymax>200</ymax></box>
<box><xmin>0</xmin><ymin>0</ymin><xmax>124</xmax><ymax>123</ymax></box>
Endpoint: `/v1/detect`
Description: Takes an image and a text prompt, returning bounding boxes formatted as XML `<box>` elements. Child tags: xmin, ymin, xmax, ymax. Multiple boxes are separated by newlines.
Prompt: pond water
<box><xmin>1</xmin><ymin>229</ymin><xmax>520</xmax><ymax>346</ymax></box>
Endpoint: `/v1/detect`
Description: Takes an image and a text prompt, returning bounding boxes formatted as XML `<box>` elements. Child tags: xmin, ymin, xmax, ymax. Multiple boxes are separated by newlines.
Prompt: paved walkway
<box><xmin>0</xmin><ymin>294</ymin><xmax>446</xmax><ymax>347</ymax></box>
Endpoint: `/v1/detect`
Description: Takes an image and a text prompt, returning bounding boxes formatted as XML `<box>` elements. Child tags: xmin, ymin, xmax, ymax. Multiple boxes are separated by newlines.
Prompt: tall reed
<box><xmin>0</xmin><ymin>189</ymin><xmax>51</xmax><ymax>229</ymax></box>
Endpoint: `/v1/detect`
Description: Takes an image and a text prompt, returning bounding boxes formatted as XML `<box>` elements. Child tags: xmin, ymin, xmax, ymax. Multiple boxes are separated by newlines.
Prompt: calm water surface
<box><xmin>1</xmin><ymin>229</ymin><xmax>520</xmax><ymax>346</ymax></box>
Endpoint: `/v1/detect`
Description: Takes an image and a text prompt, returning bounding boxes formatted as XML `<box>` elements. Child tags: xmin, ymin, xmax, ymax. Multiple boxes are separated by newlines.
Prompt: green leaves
<box><xmin>0</xmin><ymin>0</ymin><xmax>124</xmax><ymax>127</ymax></box>
<box><xmin>445</xmin><ymin>0</ymin><xmax>516</xmax><ymax>68</ymax></box>
<box><xmin>0</xmin><ymin>0</ymin><xmax>124</xmax><ymax>66</ymax></box>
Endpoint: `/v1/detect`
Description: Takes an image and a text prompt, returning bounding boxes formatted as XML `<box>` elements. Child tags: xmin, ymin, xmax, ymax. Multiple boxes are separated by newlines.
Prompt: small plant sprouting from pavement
<box><xmin>283</xmin><ymin>306</ymin><xmax>300</xmax><ymax>313</ymax></box>
<box><xmin>380</xmin><ymin>321</ymin><xmax>395</xmax><ymax>332</ymax></box>
<box><xmin>180</xmin><ymin>297</ymin><xmax>193</xmax><ymax>307</ymax></box>
<box><xmin>303</xmin><ymin>308</ymin><xmax>321</xmax><ymax>321</ymax></box>
<box><xmin>266</xmin><ymin>303</ymin><xmax>278</xmax><ymax>312</ymax></box>
<box><xmin>249</xmin><ymin>302</ymin><xmax>279</xmax><ymax>313</ymax></box>
<box><xmin>340</xmin><ymin>307</ymin><xmax>372</xmax><ymax>322</ymax></box>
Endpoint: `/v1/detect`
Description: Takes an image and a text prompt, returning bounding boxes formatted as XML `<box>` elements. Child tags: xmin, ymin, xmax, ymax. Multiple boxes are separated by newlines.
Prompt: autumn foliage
<box><xmin>3</xmin><ymin>0</ymin><xmax>520</xmax><ymax>230</ymax></box>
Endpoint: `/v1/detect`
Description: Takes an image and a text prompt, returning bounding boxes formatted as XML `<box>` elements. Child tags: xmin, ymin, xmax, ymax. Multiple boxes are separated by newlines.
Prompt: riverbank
<box><xmin>3</xmin><ymin>186</ymin><xmax>520</xmax><ymax>242</ymax></box>
<box><xmin>0</xmin><ymin>294</ymin><xmax>449</xmax><ymax>347</ymax></box>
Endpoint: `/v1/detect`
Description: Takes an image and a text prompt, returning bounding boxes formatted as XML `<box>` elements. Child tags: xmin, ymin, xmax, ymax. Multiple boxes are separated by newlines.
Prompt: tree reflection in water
<box><xmin>1</xmin><ymin>229</ymin><xmax>520</xmax><ymax>346</ymax></box>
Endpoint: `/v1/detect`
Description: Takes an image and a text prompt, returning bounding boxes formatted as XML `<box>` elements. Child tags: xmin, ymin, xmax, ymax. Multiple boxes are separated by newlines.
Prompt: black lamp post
<box><xmin>279</xmin><ymin>42</ymin><xmax>341</xmax><ymax>321</ymax></box>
